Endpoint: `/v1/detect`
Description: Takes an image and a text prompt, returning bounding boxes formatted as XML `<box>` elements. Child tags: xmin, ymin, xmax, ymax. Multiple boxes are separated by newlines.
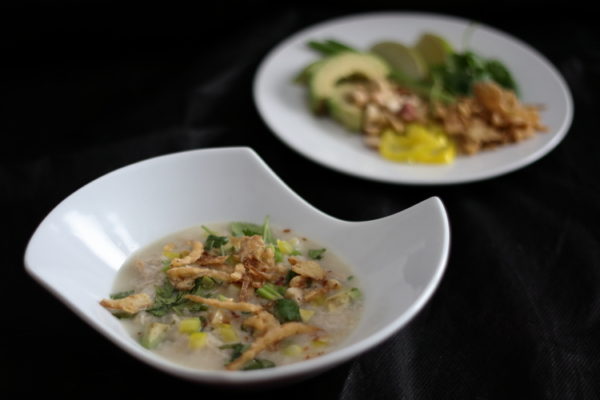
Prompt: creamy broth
<box><xmin>104</xmin><ymin>221</ymin><xmax>362</xmax><ymax>371</ymax></box>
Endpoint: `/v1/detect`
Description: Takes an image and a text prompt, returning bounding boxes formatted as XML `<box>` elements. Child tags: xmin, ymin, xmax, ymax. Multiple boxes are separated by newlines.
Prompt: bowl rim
<box><xmin>24</xmin><ymin>146</ymin><xmax>450</xmax><ymax>385</ymax></box>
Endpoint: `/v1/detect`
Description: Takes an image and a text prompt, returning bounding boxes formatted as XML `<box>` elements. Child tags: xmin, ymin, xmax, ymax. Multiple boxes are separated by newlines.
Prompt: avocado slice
<box><xmin>141</xmin><ymin>322</ymin><xmax>169</xmax><ymax>349</ymax></box>
<box><xmin>294</xmin><ymin>59</ymin><xmax>325</xmax><ymax>85</ymax></box>
<box><xmin>309</xmin><ymin>52</ymin><xmax>389</xmax><ymax>112</ymax></box>
<box><xmin>327</xmin><ymin>83</ymin><xmax>363</xmax><ymax>132</ymax></box>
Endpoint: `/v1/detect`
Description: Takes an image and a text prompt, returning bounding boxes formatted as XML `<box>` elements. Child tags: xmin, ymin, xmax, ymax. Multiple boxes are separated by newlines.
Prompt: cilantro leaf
<box><xmin>219</xmin><ymin>343</ymin><xmax>250</xmax><ymax>362</ymax></box>
<box><xmin>230</xmin><ymin>216</ymin><xmax>275</xmax><ymax>244</ymax></box>
<box><xmin>230</xmin><ymin>222</ymin><xmax>263</xmax><ymax>237</ymax></box>
<box><xmin>242</xmin><ymin>358</ymin><xmax>276</xmax><ymax>370</ymax></box>
<box><xmin>205</xmin><ymin>234</ymin><xmax>228</xmax><ymax>250</ymax></box>
<box><xmin>146</xmin><ymin>279</ymin><xmax>208</xmax><ymax>317</ymax></box>
<box><xmin>274</xmin><ymin>298</ymin><xmax>301</xmax><ymax>323</ymax></box>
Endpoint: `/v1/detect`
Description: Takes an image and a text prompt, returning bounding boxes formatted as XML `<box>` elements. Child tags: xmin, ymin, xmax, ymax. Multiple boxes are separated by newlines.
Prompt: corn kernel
<box><xmin>283</xmin><ymin>344</ymin><xmax>303</xmax><ymax>357</ymax></box>
<box><xmin>217</xmin><ymin>323</ymin><xmax>238</xmax><ymax>343</ymax></box>
<box><xmin>299</xmin><ymin>309</ymin><xmax>315</xmax><ymax>322</ymax></box>
<box><xmin>189</xmin><ymin>332</ymin><xmax>208</xmax><ymax>349</ymax></box>
<box><xmin>179</xmin><ymin>318</ymin><xmax>202</xmax><ymax>334</ymax></box>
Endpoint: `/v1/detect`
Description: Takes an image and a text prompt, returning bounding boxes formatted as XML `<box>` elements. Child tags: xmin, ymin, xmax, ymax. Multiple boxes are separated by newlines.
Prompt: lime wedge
<box><xmin>370</xmin><ymin>41</ymin><xmax>428</xmax><ymax>81</ymax></box>
<box><xmin>414</xmin><ymin>33</ymin><xmax>453</xmax><ymax>67</ymax></box>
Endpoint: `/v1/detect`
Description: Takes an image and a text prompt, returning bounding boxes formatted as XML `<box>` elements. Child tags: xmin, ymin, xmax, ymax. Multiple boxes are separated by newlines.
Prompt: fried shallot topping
<box><xmin>242</xmin><ymin>310</ymin><xmax>280</xmax><ymax>337</ymax></box>
<box><xmin>289</xmin><ymin>258</ymin><xmax>325</xmax><ymax>280</ymax></box>
<box><xmin>435</xmin><ymin>81</ymin><xmax>547</xmax><ymax>154</ymax></box>
<box><xmin>167</xmin><ymin>266</ymin><xmax>232</xmax><ymax>290</ymax></box>
<box><xmin>100</xmin><ymin>293</ymin><xmax>153</xmax><ymax>314</ymax></box>
<box><xmin>170</xmin><ymin>241</ymin><xmax>204</xmax><ymax>267</ymax></box>
<box><xmin>226</xmin><ymin>322</ymin><xmax>319</xmax><ymax>370</ymax></box>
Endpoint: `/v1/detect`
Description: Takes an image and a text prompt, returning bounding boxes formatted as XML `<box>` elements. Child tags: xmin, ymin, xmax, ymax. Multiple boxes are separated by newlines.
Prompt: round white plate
<box><xmin>253</xmin><ymin>12</ymin><xmax>573</xmax><ymax>184</ymax></box>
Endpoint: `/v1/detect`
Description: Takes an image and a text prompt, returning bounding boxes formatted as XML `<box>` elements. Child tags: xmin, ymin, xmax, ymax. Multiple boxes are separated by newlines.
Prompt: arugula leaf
<box><xmin>219</xmin><ymin>343</ymin><xmax>250</xmax><ymax>362</ymax></box>
<box><xmin>308</xmin><ymin>248</ymin><xmax>327</xmax><ymax>260</ymax></box>
<box><xmin>110</xmin><ymin>290</ymin><xmax>134</xmax><ymax>300</ymax></box>
<box><xmin>242</xmin><ymin>358</ymin><xmax>276</xmax><ymax>370</ymax></box>
<box><xmin>205</xmin><ymin>234</ymin><xmax>228</xmax><ymax>250</ymax></box>
<box><xmin>274</xmin><ymin>298</ymin><xmax>302</xmax><ymax>323</ymax></box>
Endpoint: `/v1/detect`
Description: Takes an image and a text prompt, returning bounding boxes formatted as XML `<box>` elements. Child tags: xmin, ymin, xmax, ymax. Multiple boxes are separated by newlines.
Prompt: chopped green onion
<box><xmin>230</xmin><ymin>222</ymin><xmax>262</xmax><ymax>237</ymax></box>
<box><xmin>110</xmin><ymin>290</ymin><xmax>134</xmax><ymax>300</ymax></box>
<box><xmin>348</xmin><ymin>287</ymin><xmax>362</xmax><ymax>301</ymax></box>
<box><xmin>308</xmin><ymin>248</ymin><xmax>327</xmax><ymax>260</ymax></box>
<box><xmin>256</xmin><ymin>283</ymin><xmax>285</xmax><ymax>301</ymax></box>
<box><xmin>200</xmin><ymin>276</ymin><xmax>217</xmax><ymax>289</ymax></box>
<box><xmin>273</xmin><ymin>245</ymin><xmax>284</xmax><ymax>263</ymax></box>
<box><xmin>201</xmin><ymin>225</ymin><xmax>219</xmax><ymax>236</ymax></box>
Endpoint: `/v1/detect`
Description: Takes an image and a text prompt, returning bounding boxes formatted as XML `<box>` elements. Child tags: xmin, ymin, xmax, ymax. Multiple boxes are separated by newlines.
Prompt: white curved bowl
<box><xmin>24</xmin><ymin>147</ymin><xmax>449</xmax><ymax>386</ymax></box>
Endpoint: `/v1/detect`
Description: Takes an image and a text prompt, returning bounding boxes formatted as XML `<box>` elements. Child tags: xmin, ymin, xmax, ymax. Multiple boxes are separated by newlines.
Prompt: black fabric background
<box><xmin>2</xmin><ymin>1</ymin><xmax>599</xmax><ymax>398</ymax></box>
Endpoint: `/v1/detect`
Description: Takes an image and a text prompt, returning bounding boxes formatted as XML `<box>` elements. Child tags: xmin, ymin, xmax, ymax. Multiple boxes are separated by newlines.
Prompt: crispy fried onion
<box><xmin>167</xmin><ymin>266</ymin><xmax>232</xmax><ymax>290</ymax></box>
<box><xmin>435</xmin><ymin>81</ymin><xmax>547</xmax><ymax>154</ymax></box>
<box><xmin>226</xmin><ymin>322</ymin><xmax>319</xmax><ymax>370</ymax></box>
<box><xmin>289</xmin><ymin>258</ymin><xmax>325</xmax><ymax>280</ymax></box>
<box><xmin>184</xmin><ymin>294</ymin><xmax>263</xmax><ymax>313</ymax></box>
<box><xmin>170</xmin><ymin>241</ymin><xmax>204</xmax><ymax>267</ymax></box>
<box><xmin>195</xmin><ymin>254</ymin><xmax>229</xmax><ymax>267</ymax></box>
<box><xmin>100</xmin><ymin>293</ymin><xmax>152</xmax><ymax>314</ymax></box>
<box><xmin>237</xmin><ymin>235</ymin><xmax>275</xmax><ymax>268</ymax></box>
<box><xmin>242</xmin><ymin>310</ymin><xmax>280</xmax><ymax>337</ymax></box>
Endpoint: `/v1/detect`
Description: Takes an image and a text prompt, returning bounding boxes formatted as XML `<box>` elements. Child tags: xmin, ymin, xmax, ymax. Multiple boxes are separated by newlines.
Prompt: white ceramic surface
<box><xmin>253</xmin><ymin>12</ymin><xmax>573</xmax><ymax>184</ymax></box>
<box><xmin>24</xmin><ymin>147</ymin><xmax>449</xmax><ymax>386</ymax></box>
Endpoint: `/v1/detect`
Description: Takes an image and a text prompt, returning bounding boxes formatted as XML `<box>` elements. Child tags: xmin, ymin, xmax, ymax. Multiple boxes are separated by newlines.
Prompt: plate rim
<box><xmin>253</xmin><ymin>11</ymin><xmax>574</xmax><ymax>185</ymax></box>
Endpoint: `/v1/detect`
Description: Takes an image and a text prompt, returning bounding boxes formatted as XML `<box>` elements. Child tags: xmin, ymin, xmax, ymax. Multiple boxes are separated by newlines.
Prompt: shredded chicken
<box><xmin>226</xmin><ymin>323</ymin><xmax>319</xmax><ymax>370</ymax></box>
<box><xmin>170</xmin><ymin>241</ymin><xmax>204</xmax><ymax>267</ymax></box>
<box><xmin>184</xmin><ymin>295</ymin><xmax>263</xmax><ymax>313</ymax></box>
<box><xmin>100</xmin><ymin>293</ymin><xmax>152</xmax><ymax>314</ymax></box>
